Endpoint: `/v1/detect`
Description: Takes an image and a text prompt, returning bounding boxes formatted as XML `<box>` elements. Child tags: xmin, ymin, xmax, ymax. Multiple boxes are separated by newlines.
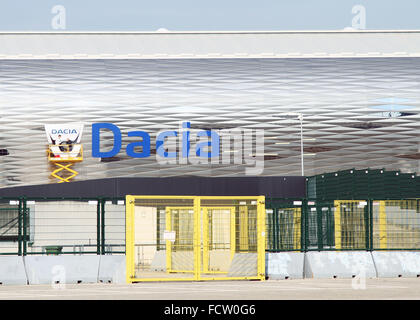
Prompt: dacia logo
<box><xmin>51</xmin><ymin>129</ymin><xmax>78</xmax><ymax>135</ymax></box>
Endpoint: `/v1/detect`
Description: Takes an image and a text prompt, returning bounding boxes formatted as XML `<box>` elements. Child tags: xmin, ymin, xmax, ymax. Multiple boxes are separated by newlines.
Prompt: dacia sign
<box><xmin>45</xmin><ymin>123</ymin><xmax>83</xmax><ymax>144</ymax></box>
<box><xmin>92</xmin><ymin>122</ymin><xmax>219</xmax><ymax>158</ymax></box>
<box><xmin>91</xmin><ymin>121</ymin><xmax>264</xmax><ymax>175</ymax></box>
<box><xmin>51</xmin><ymin>129</ymin><xmax>78</xmax><ymax>135</ymax></box>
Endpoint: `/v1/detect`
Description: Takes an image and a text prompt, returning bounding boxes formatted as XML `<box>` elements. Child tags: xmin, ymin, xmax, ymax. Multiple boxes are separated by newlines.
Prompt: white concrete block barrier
<box><xmin>98</xmin><ymin>255</ymin><xmax>126</xmax><ymax>284</ymax></box>
<box><xmin>265</xmin><ymin>252</ymin><xmax>305</xmax><ymax>279</ymax></box>
<box><xmin>372</xmin><ymin>251</ymin><xmax>420</xmax><ymax>278</ymax></box>
<box><xmin>24</xmin><ymin>255</ymin><xmax>101</xmax><ymax>285</ymax></box>
<box><xmin>304</xmin><ymin>251</ymin><xmax>377</xmax><ymax>279</ymax></box>
<box><xmin>0</xmin><ymin>256</ymin><xmax>28</xmax><ymax>285</ymax></box>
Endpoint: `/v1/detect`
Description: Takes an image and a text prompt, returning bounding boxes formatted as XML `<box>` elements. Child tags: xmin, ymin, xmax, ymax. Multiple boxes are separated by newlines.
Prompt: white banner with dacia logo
<box><xmin>44</xmin><ymin>123</ymin><xmax>84</xmax><ymax>145</ymax></box>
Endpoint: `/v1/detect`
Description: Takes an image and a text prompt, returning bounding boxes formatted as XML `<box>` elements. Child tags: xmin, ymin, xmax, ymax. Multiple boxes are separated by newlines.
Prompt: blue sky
<box><xmin>0</xmin><ymin>0</ymin><xmax>418</xmax><ymax>31</ymax></box>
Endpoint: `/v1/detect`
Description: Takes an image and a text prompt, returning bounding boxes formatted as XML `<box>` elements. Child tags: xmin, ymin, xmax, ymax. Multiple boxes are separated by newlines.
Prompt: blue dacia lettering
<box><xmin>91</xmin><ymin>122</ymin><xmax>219</xmax><ymax>159</ymax></box>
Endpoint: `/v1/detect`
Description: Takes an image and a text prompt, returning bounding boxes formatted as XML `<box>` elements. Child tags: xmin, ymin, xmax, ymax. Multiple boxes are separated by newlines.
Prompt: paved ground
<box><xmin>0</xmin><ymin>278</ymin><xmax>420</xmax><ymax>300</ymax></box>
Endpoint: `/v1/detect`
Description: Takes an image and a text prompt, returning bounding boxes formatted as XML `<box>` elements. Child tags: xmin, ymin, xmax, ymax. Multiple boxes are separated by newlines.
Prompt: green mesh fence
<box><xmin>2</xmin><ymin>197</ymin><xmax>419</xmax><ymax>255</ymax></box>
<box><xmin>266</xmin><ymin>198</ymin><xmax>419</xmax><ymax>252</ymax></box>
<box><xmin>372</xmin><ymin>199</ymin><xmax>420</xmax><ymax>250</ymax></box>
<box><xmin>0</xmin><ymin>197</ymin><xmax>125</xmax><ymax>255</ymax></box>
<box><xmin>266</xmin><ymin>199</ymin><xmax>304</xmax><ymax>252</ymax></box>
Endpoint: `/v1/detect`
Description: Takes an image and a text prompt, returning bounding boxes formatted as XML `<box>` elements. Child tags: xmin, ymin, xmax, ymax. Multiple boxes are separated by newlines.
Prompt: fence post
<box><xmin>273</xmin><ymin>207</ymin><xmax>278</xmax><ymax>251</ymax></box>
<box><xmin>364</xmin><ymin>200</ymin><xmax>370</xmax><ymax>251</ymax></box>
<box><xmin>327</xmin><ymin>205</ymin><xmax>333</xmax><ymax>247</ymax></box>
<box><xmin>317</xmin><ymin>204</ymin><xmax>323</xmax><ymax>250</ymax></box>
<box><xmin>369</xmin><ymin>199</ymin><xmax>373</xmax><ymax>251</ymax></box>
<box><xmin>18</xmin><ymin>198</ymin><xmax>22</xmax><ymax>256</ymax></box>
<box><xmin>22</xmin><ymin>197</ymin><xmax>27</xmax><ymax>256</ymax></box>
<box><xmin>97</xmin><ymin>199</ymin><xmax>101</xmax><ymax>255</ymax></box>
<box><xmin>303</xmin><ymin>199</ymin><xmax>308</xmax><ymax>252</ymax></box>
<box><xmin>300</xmin><ymin>201</ymin><xmax>304</xmax><ymax>252</ymax></box>
<box><xmin>101</xmin><ymin>199</ymin><xmax>105</xmax><ymax>255</ymax></box>
<box><xmin>334</xmin><ymin>201</ymin><xmax>341</xmax><ymax>250</ymax></box>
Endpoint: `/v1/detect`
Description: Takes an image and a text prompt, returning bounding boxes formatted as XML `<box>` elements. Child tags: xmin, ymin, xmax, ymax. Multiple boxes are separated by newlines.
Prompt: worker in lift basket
<box><xmin>65</xmin><ymin>138</ymin><xmax>74</xmax><ymax>152</ymax></box>
<box><xmin>55</xmin><ymin>134</ymin><xmax>63</xmax><ymax>145</ymax></box>
<box><xmin>55</xmin><ymin>134</ymin><xmax>66</xmax><ymax>152</ymax></box>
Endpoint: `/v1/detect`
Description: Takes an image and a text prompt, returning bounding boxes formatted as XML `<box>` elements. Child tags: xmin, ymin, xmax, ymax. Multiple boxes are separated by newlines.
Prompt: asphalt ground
<box><xmin>0</xmin><ymin>278</ymin><xmax>420</xmax><ymax>300</ymax></box>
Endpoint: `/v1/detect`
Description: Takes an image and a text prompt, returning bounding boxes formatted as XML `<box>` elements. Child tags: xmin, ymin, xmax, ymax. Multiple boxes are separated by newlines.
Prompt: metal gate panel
<box><xmin>333</xmin><ymin>200</ymin><xmax>368</xmax><ymax>250</ymax></box>
<box><xmin>202</xmin><ymin>207</ymin><xmax>235</xmax><ymax>275</ymax></box>
<box><xmin>198</xmin><ymin>197</ymin><xmax>265</xmax><ymax>281</ymax></box>
<box><xmin>372</xmin><ymin>199</ymin><xmax>420</xmax><ymax>250</ymax></box>
<box><xmin>265</xmin><ymin>200</ymin><xmax>303</xmax><ymax>252</ymax></box>
<box><xmin>126</xmin><ymin>195</ymin><xmax>265</xmax><ymax>283</ymax></box>
<box><xmin>126</xmin><ymin>196</ymin><xmax>196</xmax><ymax>282</ymax></box>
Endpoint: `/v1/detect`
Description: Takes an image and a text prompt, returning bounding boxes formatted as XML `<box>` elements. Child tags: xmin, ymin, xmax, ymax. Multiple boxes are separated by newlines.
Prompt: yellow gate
<box><xmin>126</xmin><ymin>195</ymin><xmax>265</xmax><ymax>283</ymax></box>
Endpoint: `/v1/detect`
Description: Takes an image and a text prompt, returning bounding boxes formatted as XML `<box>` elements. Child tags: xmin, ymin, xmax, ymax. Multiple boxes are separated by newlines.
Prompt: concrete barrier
<box><xmin>0</xmin><ymin>256</ymin><xmax>28</xmax><ymax>285</ymax></box>
<box><xmin>228</xmin><ymin>253</ymin><xmax>258</xmax><ymax>277</ymax></box>
<box><xmin>304</xmin><ymin>251</ymin><xmax>377</xmax><ymax>279</ymax></box>
<box><xmin>24</xmin><ymin>255</ymin><xmax>101</xmax><ymax>285</ymax></box>
<box><xmin>372</xmin><ymin>251</ymin><xmax>420</xmax><ymax>278</ymax></box>
<box><xmin>98</xmin><ymin>255</ymin><xmax>126</xmax><ymax>284</ymax></box>
<box><xmin>266</xmin><ymin>252</ymin><xmax>304</xmax><ymax>279</ymax></box>
<box><xmin>11</xmin><ymin>250</ymin><xmax>420</xmax><ymax>286</ymax></box>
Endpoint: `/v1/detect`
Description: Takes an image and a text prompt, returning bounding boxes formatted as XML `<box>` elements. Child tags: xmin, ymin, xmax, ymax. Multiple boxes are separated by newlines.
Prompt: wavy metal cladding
<box><xmin>0</xmin><ymin>57</ymin><xmax>419</xmax><ymax>188</ymax></box>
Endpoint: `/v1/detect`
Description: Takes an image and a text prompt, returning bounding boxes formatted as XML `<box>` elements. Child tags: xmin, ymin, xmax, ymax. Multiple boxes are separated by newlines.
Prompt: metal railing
<box><xmin>266</xmin><ymin>198</ymin><xmax>420</xmax><ymax>252</ymax></box>
<box><xmin>1</xmin><ymin>196</ymin><xmax>418</xmax><ymax>255</ymax></box>
<box><xmin>47</xmin><ymin>144</ymin><xmax>83</xmax><ymax>162</ymax></box>
<box><xmin>0</xmin><ymin>197</ymin><xmax>125</xmax><ymax>255</ymax></box>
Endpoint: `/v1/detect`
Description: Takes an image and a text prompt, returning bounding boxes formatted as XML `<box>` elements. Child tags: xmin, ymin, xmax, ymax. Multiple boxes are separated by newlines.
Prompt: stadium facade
<box><xmin>0</xmin><ymin>31</ymin><xmax>419</xmax><ymax>190</ymax></box>
<box><xmin>0</xmin><ymin>31</ymin><xmax>419</xmax><ymax>285</ymax></box>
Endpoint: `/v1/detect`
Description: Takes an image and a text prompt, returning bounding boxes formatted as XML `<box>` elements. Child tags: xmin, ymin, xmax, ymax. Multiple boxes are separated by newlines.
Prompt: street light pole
<box><xmin>272</xmin><ymin>112</ymin><xmax>305</xmax><ymax>176</ymax></box>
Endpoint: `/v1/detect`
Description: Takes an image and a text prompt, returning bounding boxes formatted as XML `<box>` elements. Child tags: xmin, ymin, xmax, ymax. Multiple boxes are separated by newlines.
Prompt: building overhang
<box><xmin>1</xmin><ymin>30</ymin><xmax>420</xmax><ymax>60</ymax></box>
